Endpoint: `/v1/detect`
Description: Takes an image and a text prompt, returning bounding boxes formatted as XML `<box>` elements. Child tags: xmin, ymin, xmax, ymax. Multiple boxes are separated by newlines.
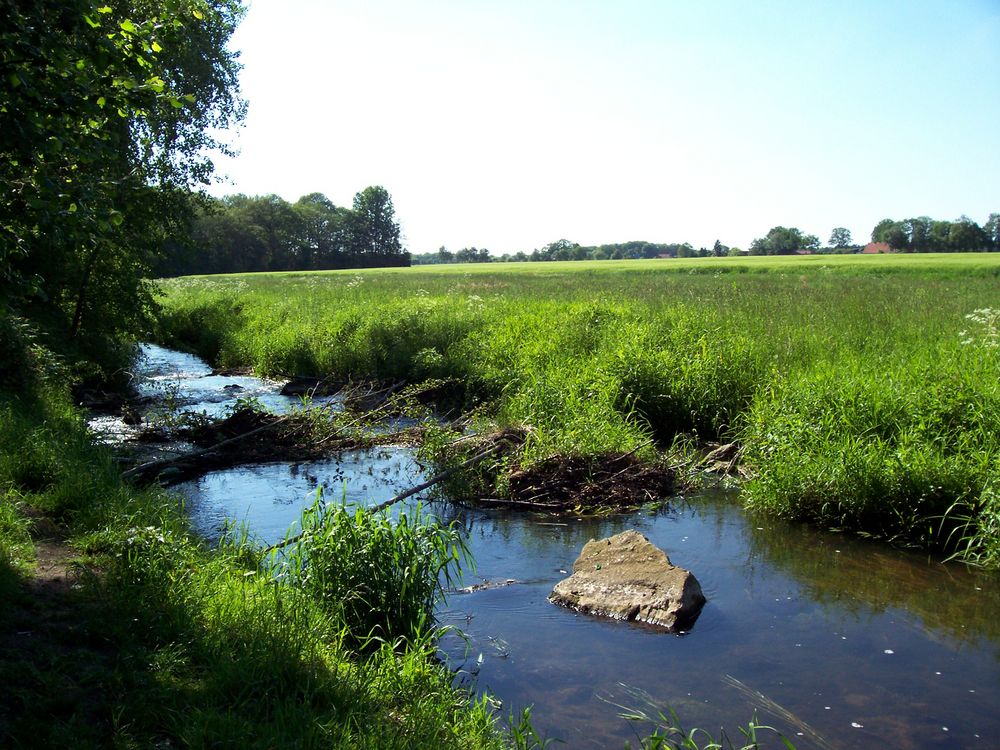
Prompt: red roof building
<box><xmin>862</xmin><ymin>241</ymin><xmax>893</xmax><ymax>254</ymax></box>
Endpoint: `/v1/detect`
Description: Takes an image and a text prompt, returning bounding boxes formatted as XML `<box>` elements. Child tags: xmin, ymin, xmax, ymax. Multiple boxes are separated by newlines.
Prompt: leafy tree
<box><xmin>539</xmin><ymin>239</ymin><xmax>580</xmax><ymax>261</ymax></box>
<box><xmin>985</xmin><ymin>213</ymin><xmax>1000</xmax><ymax>252</ymax></box>
<box><xmin>948</xmin><ymin>216</ymin><xmax>989</xmax><ymax>251</ymax></box>
<box><xmin>871</xmin><ymin>219</ymin><xmax>910</xmax><ymax>250</ymax></box>
<box><xmin>828</xmin><ymin>227</ymin><xmax>852</xmax><ymax>248</ymax></box>
<box><xmin>750</xmin><ymin>226</ymin><xmax>816</xmax><ymax>255</ymax></box>
<box><xmin>348</xmin><ymin>186</ymin><xmax>403</xmax><ymax>260</ymax></box>
<box><xmin>1</xmin><ymin>0</ymin><xmax>245</xmax><ymax>368</ymax></box>
<box><xmin>293</xmin><ymin>192</ymin><xmax>350</xmax><ymax>269</ymax></box>
<box><xmin>907</xmin><ymin>217</ymin><xmax>933</xmax><ymax>252</ymax></box>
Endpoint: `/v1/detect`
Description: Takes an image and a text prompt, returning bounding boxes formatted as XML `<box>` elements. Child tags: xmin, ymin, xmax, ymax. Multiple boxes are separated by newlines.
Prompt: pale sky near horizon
<box><xmin>208</xmin><ymin>0</ymin><xmax>1000</xmax><ymax>254</ymax></box>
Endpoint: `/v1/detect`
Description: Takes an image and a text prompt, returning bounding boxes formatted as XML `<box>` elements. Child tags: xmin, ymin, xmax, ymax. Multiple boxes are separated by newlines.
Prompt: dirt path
<box><xmin>0</xmin><ymin>508</ymin><xmax>117</xmax><ymax>745</ymax></box>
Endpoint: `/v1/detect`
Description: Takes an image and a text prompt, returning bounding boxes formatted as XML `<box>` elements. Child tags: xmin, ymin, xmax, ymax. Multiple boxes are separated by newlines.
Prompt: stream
<box><xmin>96</xmin><ymin>344</ymin><xmax>1000</xmax><ymax>749</ymax></box>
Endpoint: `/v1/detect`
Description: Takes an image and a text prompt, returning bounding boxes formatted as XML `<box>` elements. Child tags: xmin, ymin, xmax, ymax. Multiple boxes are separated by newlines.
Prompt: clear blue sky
<box><xmin>209</xmin><ymin>0</ymin><xmax>1000</xmax><ymax>253</ymax></box>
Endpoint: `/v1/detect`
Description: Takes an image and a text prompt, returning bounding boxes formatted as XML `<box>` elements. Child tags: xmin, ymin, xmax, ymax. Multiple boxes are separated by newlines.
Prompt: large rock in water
<box><xmin>549</xmin><ymin>530</ymin><xmax>705</xmax><ymax>632</ymax></box>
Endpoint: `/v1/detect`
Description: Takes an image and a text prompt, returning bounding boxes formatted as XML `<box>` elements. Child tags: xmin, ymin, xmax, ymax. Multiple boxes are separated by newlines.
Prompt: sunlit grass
<box><xmin>157</xmin><ymin>256</ymin><xmax>1000</xmax><ymax>560</ymax></box>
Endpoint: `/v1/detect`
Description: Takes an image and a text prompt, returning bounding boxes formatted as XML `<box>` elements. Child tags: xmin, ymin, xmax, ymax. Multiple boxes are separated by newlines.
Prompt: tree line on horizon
<box><xmin>870</xmin><ymin>214</ymin><xmax>999</xmax><ymax>253</ymax></box>
<box><xmin>154</xmin><ymin>187</ymin><xmax>408</xmax><ymax>277</ymax></box>
<box><xmin>412</xmin><ymin>212</ymin><xmax>1000</xmax><ymax>265</ymax></box>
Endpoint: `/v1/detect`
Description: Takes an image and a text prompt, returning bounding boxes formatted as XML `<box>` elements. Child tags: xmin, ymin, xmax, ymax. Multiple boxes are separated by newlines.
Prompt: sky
<box><xmin>208</xmin><ymin>0</ymin><xmax>1000</xmax><ymax>254</ymax></box>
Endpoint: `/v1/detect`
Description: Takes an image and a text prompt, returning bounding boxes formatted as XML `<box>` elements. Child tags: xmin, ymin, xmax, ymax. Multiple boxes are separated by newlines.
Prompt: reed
<box><xmin>276</xmin><ymin>493</ymin><xmax>470</xmax><ymax>651</ymax></box>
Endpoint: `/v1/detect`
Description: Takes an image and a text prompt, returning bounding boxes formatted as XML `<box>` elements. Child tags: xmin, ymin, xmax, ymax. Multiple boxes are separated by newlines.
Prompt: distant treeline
<box><xmin>154</xmin><ymin>186</ymin><xmax>409</xmax><ymax>277</ymax></box>
<box><xmin>412</xmin><ymin>239</ymin><xmax>734</xmax><ymax>265</ymax></box>
<box><xmin>413</xmin><ymin>213</ymin><xmax>1000</xmax><ymax>265</ymax></box>
<box><xmin>871</xmin><ymin>214</ymin><xmax>1000</xmax><ymax>253</ymax></box>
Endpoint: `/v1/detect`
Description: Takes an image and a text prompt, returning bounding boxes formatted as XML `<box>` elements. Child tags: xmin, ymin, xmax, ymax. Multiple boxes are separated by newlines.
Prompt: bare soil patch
<box><xmin>0</xmin><ymin>509</ymin><xmax>115</xmax><ymax>743</ymax></box>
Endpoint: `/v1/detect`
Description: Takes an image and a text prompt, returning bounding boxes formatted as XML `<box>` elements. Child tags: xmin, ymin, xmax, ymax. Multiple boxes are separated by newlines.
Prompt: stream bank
<box><xmin>101</xmin><ymin>344</ymin><xmax>1000</xmax><ymax>749</ymax></box>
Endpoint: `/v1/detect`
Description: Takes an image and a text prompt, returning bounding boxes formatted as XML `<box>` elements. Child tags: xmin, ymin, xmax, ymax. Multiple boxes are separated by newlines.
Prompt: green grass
<box><xmin>157</xmin><ymin>254</ymin><xmax>1000</xmax><ymax>561</ymax></box>
<box><xmin>277</xmin><ymin>495</ymin><xmax>470</xmax><ymax>652</ymax></box>
<box><xmin>0</xmin><ymin>357</ymin><xmax>508</xmax><ymax>747</ymax></box>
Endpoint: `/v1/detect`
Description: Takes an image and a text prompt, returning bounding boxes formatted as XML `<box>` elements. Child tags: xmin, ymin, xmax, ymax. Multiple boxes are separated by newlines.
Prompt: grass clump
<box><xmin>156</xmin><ymin>257</ymin><xmax>1000</xmax><ymax>561</ymax></box>
<box><xmin>278</xmin><ymin>495</ymin><xmax>469</xmax><ymax>651</ymax></box>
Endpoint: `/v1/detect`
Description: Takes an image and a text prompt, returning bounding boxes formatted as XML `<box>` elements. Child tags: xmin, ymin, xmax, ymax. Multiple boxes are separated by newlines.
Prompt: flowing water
<box><xmin>118</xmin><ymin>345</ymin><xmax>1000</xmax><ymax>749</ymax></box>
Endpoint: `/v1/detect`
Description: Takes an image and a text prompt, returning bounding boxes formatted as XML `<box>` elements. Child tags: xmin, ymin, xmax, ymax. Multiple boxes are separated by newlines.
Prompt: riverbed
<box><xmin>112</xmin><ymin>344</ymin><xmax>1000</xmax><ymax>749</ymax></box>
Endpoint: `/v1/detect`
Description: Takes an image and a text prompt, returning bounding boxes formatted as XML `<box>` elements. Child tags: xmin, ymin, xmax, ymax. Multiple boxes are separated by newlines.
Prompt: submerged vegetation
<box><xmin>158</xmin><ymin>254</ymin><xmax>1000</xmax><ymax>563</ymax></box>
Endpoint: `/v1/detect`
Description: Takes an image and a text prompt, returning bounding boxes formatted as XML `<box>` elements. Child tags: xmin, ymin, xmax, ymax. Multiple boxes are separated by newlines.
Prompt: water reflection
<box><xmin>137</xmin><ymin>343</ymin><xmax>1000</xmax><ymax>750</ymax></box>
<box><xmin>743</xmin><ymin>510</ymin><xmax>1000</xmax><ymax>654</ymax></box>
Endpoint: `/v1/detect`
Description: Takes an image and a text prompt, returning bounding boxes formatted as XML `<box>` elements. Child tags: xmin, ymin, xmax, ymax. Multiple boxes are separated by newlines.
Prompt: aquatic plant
<box><xmin>278</xmin><ymin>492</ymin><xmax>470</xmax><ymax>650</ymax></box>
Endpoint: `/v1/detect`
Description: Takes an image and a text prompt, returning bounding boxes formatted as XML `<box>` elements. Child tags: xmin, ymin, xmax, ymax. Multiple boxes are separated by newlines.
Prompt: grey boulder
<box><xmin>549</xmin><ymin>529</ymin><xmax>705</xmax><ymax>632</ymax></box>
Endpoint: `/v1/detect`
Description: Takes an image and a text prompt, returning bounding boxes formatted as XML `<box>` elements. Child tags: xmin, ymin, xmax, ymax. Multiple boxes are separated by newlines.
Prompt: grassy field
<box><xmin>157</xmin><ymin>254</ymin><xmax>1000</xmax><ymax>563</ymax></box>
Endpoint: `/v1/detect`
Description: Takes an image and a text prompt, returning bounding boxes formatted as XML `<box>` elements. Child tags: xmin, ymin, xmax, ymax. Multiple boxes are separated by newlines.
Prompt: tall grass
<box><xmin>278</xmin><ymin>494</ymin><xmax>470</xmax><ymax>651</ymax></box>
<box><xmin>157</xmin><ymin>258</ymin><xmax>1000</xmax><ymax>561</ymax></box>
<box><xmin>0</xmin><ymin>337</ymin><xmax>507</xmax><ymax>748</ymax></box>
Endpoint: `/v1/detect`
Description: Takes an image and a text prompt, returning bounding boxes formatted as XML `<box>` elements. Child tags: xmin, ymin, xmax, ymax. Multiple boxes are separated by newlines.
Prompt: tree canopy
<box><xmin>871</xmin><ymin>215</ymin><xmax>996</xmax><ymax>252</ymax></box>
<box><xmin>1</xmin><ymin>0</ymin><xmax>245</xmax><ymax>368</ymax></box>
<box><xmin>154</xmin><ymin>188</ymin><xmax>409</xmax><ymax>276</ymax></box>
<box><xmin>749</xmin><ymin>226</ymin><xmax>820</xmax><ymax>255</ymax></box>
<box><xmin>828</xmin><ymin>227</ymin><xmax>853</xmax><ymax>249</ymax></box>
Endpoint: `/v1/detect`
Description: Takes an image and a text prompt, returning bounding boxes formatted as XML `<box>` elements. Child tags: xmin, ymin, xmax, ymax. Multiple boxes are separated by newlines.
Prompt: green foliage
<box><xmin>871</xmin><ymin>214</ymin><xmax>995</xmax><ymax>252</ymax></box>
<box><xmin>0</xmin><ymin>490</ymin><xmax>33</xmax><ymax>597</ymax></box>
<box><xmin>278</xmin><ymin>494</ymin><xmax>470</xmax><ymax>650</ymax></box>
<box><xmin>748</xmin><ymin>226</ymin><xmax>819</xmax><ymax>255</ymax></box>
<box><xmin>1</xmin><ymin>0</ymin><xmax>245</xmax><ymax>373</ymax></box>
<box><xmin>614</xmin><ymin>684</ymin><xmax>798</xmax><ymax>750</ymax></box>
<box><xmin>158</xmin><ymin>256</ymin><xmax>1000</xmax><ymax>561</ymax></box>
<box><xmin>741</xmin><ymin>355</ymin><xmax>1000</xmax><ymax>547</ymax></box>
<box><xmin>827</xmin><ymin>227</ymin><xmax>852</xmax><ymax>249</ymax></box>
<box><xmin>155</xmin><ymin>187</ymin><xmax>410</xmax><ymax>277</ymax></box>
<box><xmin>624</xmin><ymin>707</ymin><xmax>796</xmax><ymax>750</ymax></box>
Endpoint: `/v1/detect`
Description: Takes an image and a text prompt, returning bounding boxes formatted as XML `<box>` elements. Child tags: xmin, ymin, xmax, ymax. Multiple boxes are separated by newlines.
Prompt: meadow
<box><xmin>157</xmin><ymin>254</ymin><xmax>1000</xmax><ymax>564</ymax></box>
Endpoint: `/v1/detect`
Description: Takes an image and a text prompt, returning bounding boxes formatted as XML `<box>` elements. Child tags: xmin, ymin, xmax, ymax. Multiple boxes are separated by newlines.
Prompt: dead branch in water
<box><xmin>263</xmin><ymin>442</ymin><xmax>507</xmax><ymax>554</ymax></box>
<box><xmin>122</xmin><ymin>412</ymin><xmax>296</xmax><ymax>482</ymax></box>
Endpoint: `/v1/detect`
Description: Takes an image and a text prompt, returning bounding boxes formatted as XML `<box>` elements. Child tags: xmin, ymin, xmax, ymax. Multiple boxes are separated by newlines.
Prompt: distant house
<box><xmin>655</xmin><ymin>252</ymin><xmax>674</xmax><ymax>259</ymax></box>
<box><xmin>862</xmin><ymin>241</ymin><xmax>893</xmax><ymax>254</ymax></box>
<box><xmin>794</xmin><ymin>249</ymin><xmax>814</xmax><ymax>255</ymax></box>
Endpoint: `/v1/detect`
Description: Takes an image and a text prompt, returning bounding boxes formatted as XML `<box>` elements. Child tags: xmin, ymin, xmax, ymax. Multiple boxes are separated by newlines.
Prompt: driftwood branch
<box><xmin>122</xmin><ymin>413</ymin><xmax>295</xmax><ymax>481</ymax></box>
<box><xmin>368</xmin><ymin>443</ymin><xmax>504</xmax><ymax>514</ymax></box>
<box><xmin>263</xmin><ymin>442</ymin><xmax>505</xmax><ymax>555</ymax></box>
<box><xmin>123</xmin><ymin>391</ymin><xmax>352</xmax><ymax>482</ymax></box>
